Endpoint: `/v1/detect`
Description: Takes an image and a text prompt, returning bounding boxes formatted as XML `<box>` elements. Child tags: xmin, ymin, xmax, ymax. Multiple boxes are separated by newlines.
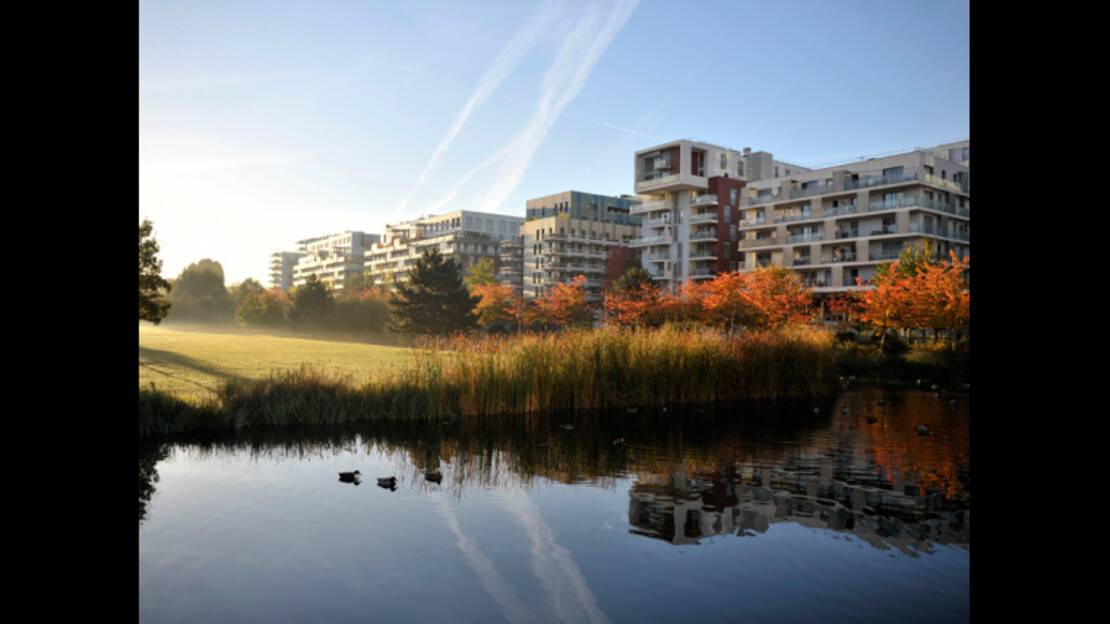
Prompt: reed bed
<box><xmin>140</xmin><ymin>326</ymin><xmax>838</xmax><ymax>436</ymax></box>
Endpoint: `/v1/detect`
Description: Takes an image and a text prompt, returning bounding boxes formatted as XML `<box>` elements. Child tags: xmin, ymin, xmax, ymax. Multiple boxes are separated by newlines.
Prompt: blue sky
<box><xmin>140</xmin><ymin>0</ymin><xmax>969</xmax><ymax>284</ymax></box>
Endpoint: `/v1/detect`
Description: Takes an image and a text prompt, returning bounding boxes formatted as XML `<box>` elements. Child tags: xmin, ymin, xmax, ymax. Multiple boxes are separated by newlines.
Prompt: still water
<box><xmin>139</xmin><ymin>386</ymin><xmax>969</xmax><ymax>623</ymax></box>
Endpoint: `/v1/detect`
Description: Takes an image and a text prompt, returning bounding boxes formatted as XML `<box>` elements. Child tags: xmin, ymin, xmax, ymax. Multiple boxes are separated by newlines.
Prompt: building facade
<box><xmin>630</xmin><ymin>140</ymin><xmax>801</xmax><ymax>292</ymax></box>
<box><xmin>268</xmin><ymin>251</ymin><xmax>306</xmax><ymax>291</ymax></box>
<box><xmin>498</xmin><ymin>236</ymin><xmax>525</xmax><ymax>293</ymax></box>
<box><xmin>520</xmin><ymin>191</ymin><xmax>641</xmax><ymax>301</ymax></box>
<box><xmin>364</xmin><ymin>211</ymin><xmax>524</xmax><ymax>286</ymax></box>
<box><xmin>735</xmin><ymin>141</ymin><xmax>970</xmax><ymax>293</ymax></box>
<box><xmin>291</xmin><ymin>231</ymin><xmax>380</xmax><ymax>291</ymax></box>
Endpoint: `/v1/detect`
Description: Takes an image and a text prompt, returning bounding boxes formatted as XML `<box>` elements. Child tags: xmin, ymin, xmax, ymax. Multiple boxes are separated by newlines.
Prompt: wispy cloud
<box><xmin>477</xmin><ymin>0</ymin><xmax>640</xmax><ymax>213</ymax></box>
<box><xmin>140</xmin><ymin>72</ymin><xmax>305</xmax><ymax>93</ymax></box>
<box><xmin>140</xmin><ymin>152</ymin><xmax>306</xmax><ymax>178</ymax></box>
<box><xmin>392</xmin><ymin>0</ymin><xmax>565</xmax><ymax>216</ymax></box>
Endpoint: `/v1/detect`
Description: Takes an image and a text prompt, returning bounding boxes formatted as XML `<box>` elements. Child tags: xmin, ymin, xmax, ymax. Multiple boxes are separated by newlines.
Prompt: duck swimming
<box><xmin>425</xmin><ymin>471</ymin><xmax>442</xmax><ymax>484</ymax></box>
<box><xmin>377</xmin><ymin>476</ymin><xmax>397</xmax><ymax>489</ymax></box>
<box><xmin>917</xmin><ymin>424</ymin><xmax>930</xmax><ymax>435</ymax></box>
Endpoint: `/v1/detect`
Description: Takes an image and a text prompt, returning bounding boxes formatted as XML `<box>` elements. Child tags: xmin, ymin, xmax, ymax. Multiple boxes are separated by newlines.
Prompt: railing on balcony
<box><xmin>824</xmin><ymin>253</ymin><xmax>858</xmax><ymax>263</ymax></box>
<box><xmin>835</xmin><ymin>230</ymin><xmax>859</xmax><ymax>240</ymax></box>
<box><xmin>844</xmin><ymin>170</ymin><xmax>919</xmax><ymax>190</ymax></box>
<box><xmin>747</xmin><ymin>194</ymin><xmax>779</xmax><ymax>206</ymax></box>
<box><xmin>785</xmin><ymin>232</ymin><xmax>824</xmax><ymax>244</ymax></box>
<box><xmin>739</xmin><ymin>237</ymin><xmax>776</xmax><ymax>248</ymax></box>
<box><xmin>739</xmin><ymin>217</ymin><xmax>768</xmax><ymax>227</ymax></box>
<box><xmin>643</xmin><ymin>253</ymin><xmax>669</xmax><ymax>262</ymax></box>
<box><xmin>631</xmin><ymin>200</ymin><xmax>668</xmax><ymax>214</ymax></box>
<box><xmin>868</xmin><ymin>197</ymin><xmax>922</xmax><ymax>212</ymax></box>
<box><xmin>776</xmin><ymin>212</ymin><xmax>815</xmax><ymax>224</ymax></box>
<box><xmin>824</xmin><ymin>204</ymin><xmax>859</xmax><ymax>217</ymax></box>
<box><xmin>689</xmin><ymin>212</ymin><xmax>717</xmax><ymax>224</ymax></box>
<box><xmin>690</xmin><ymin>230</ymin><xmax>719</xmax><ymax>241</ymax></box>
<box><xmin>691</xmin><ymin>194</ymin><xmax>719</xmax><ymax>206</ymax></box>
<box><xmin>689</xmin><ymin>269</ymin><xmax>716</xmax><ymax>278</ymax></box>
<box><xmin>869</xmin><ymin>227</ymin><xmax>899</xmax><ymax>236</ymax></box>
<box><xmin>637</xmin><ymin>173</ymin><xmax>680</xmax><ymax>188</ymax></box>
<box><xmin>951</xmin><ymin>230</ymin><xmax>970</xmax><ymax>241</ymax></box>
<box><xmin>629</xmin><ymin>236</ymin><xmax>667</xmax><ymax>246</ymax></box>
<box><xmin>793</xmin><ymin>257</ymin><xmax>811</xmax><ymax>266</ymax></box>
<box><xmin>869</xmin><ymin>250</ymin><xmax>903</xmax><ymax>261</ymax></box>
<box><xmin>643</xmin><ymin>217</ymin><xmax>672</xmax><ymax>228</ymax></box>
<box><xmin>790</xmin><ymin>184</ymin><xmax>830</xmax><ymax>199</ymax></box>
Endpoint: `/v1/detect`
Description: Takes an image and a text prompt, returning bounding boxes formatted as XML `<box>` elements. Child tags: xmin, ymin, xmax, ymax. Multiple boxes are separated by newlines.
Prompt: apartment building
<box><xmin>364</xmin><ymin>211</ymin><xmax>524</xmax><ymax>286</ymax></box>
<box><xmin>630</xmin><ymin>140</ymin><xmax>803</xmax><ymax>292</ymax></box>
<box><xmin>735</xmin><ymin>141</ymin><xmax>970</xmax><ymax>293</ymax></box>
<box><xmin>498</xmin><ymin>236</ymin><xmax>524</xmax><ymax>293</ymax></box>
<box><xmin>268</xmin><ymin>250</ymin><xmax>306</xmax><ymax>291</ymax></box>
<box><xmin>519</xmin><ymin>191</ymin><xmax>641</xmax><ymax>301</ymax></box>
<box><xmin>291</xmin><ymin>231</ymin><xmax>381</xmax><ymax>291</ymax></box>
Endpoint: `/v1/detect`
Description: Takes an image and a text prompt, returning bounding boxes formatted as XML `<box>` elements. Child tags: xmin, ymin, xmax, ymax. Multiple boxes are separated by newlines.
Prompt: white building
<box><xmin>630</xmin><ymin>139</ymin><xmax>803</xmax><ymax>292</ymax></box>
<box><xmin>735</xmin><ymin>141</ymin><xmax>970</xmax><ymax>293</ymax></box>
<box><xmin>269</xmin><ymin>251</ymin><xmax>306</xmax><ymax>291</ymax></box>
<box><xmin>364</xmin><ymin>211</ymin><xmax>524</xmax><ymax>286</ymax></box>
<box><xmin>291</xmin><ymin>231</ymin><xmax>381</xmax><ymax>291</ymax></box>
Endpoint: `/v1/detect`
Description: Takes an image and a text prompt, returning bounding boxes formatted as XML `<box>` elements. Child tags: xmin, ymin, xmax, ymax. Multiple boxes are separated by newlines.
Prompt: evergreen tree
<box><xmin>389</xmin><ymin>248</ymin><xmax>479</xmax><ymax>334</ymax></box>
<box><xmin>139</xmin><ymin>219</ymin><xmax>172</xmax><ymax>324</ymax></box>
<box><xmin>288</xmin><ymin>274</ymin><xmax>333</xmax><ymax>327</ymax></box>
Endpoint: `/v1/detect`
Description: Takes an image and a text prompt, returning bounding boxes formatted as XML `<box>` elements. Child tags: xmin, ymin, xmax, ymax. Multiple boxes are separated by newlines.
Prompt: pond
<box><xmin>139</xmin><ymin>385</ymin><xmax>969</xmax><ymax>623</ymax></box>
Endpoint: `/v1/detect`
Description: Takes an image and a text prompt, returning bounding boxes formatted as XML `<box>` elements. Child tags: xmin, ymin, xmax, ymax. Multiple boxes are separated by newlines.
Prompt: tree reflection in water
<box><xmin>139</xmin><ymin>387</ymin><xmax>968</xmax><ymax>553</ymax></box>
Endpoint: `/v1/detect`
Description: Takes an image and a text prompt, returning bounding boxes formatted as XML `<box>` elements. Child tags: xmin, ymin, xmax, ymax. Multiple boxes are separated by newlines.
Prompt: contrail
<box><xmin>392</xmin><ymin>0</ymin><xmax>564</xmax><ymax>217</ymax></box>
<box><xmin>478</xmin><ymin>0</ymin><xmax>640</xmax><ymax>214</ymax></box>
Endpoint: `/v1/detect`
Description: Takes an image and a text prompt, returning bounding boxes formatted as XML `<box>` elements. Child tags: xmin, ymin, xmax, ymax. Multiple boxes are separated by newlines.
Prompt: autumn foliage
<box><xmin>533</xmin><ymin>274</ymin><xmax>594</xmax><ymax>329</ymax></box>
<box><xmin>604</xmin><ymin>266</ymin><xmax>813</xmax><ymax>331</ymax></box>
<box><xmin>471</xmin><ymin>282</ymin><xmax>522</xmax><ymax>330</ymax></box>
<box><xmin>854</xmin><ymin>249</ymin><xmax>969</xmax><ymax>338</ymax></box>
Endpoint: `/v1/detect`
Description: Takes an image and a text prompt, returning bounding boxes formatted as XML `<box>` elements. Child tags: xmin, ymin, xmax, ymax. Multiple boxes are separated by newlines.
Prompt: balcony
<box><xmin>835</xmin><ymin>230</ymin><xmax>859</xmax><ymax>239</ymax></box>
<box><xmin>784</xmin><ymin>232</ymin><xmax>824</xmax><ymax>244</ymax></box>
<box><xmin>690</xmin><ymin>230</ymin><xmax>719</xmax><ymax>242</ymax></box>
<box><xmin>689</xmin><ymin>212</ymin><xmax>718</xmax><ymax>224</ymax></box>
<box><xmin>951</xmin><ymin>230</ymin><xmax>970</xmax><ymax>241</ymax></box>
<box><xmin>636</xmin><ymin>173</ymin><xmax>681</xmax><ymax>192</ymax></box>
<box><xmin>739</xmin><ymin>237</ymin><xmax>777</xmax><ymax>249</ymax></box>
<box><xmin>792</xmin><ymin>257</ymin><xmax>811</xmax><ymax>266</ymax></box>
<box><xmin>690</xmin><ymin>269</ymin><xmax>716</xmax><ymax>278</ymax></box>
<box><xmin>868</xmin><ymin>226</ymin><xmax>899</xmax><ymax>236</ymax></box>
<box><xmin>643</xmin><ymin>253</ymin><xmax>669</xmax><ymax>262</ymax></box>
<box><xmin>824</xmin><ymin>204</ymin><xmax>859</xmax><ymax>217</ymax></box>
<box><xmin>824</xmin><ymin>253</ymin><xmax>858</xmax><ymax>263</ymax></box>
<box><xmin>643</xmin><ymin>216</ymin><xmax>672</xmax><ymax>228</ymax></box>
<box><xmin>844</xmin><ymin>169</ymin><xmax>919</xmax><ymax>190</ymax></box>
<box><xmin>868</xmin><ymin>196</ymin><xmax>923</xmax><ymax>212</ymax></box>
<box><xmin>747</xmin><ymin>194</ymin><xmax>779</xmax><ymax>206</ymax></box>
<box><xmin>691</xmin><ymin>194</ymin><xmax>718</xmax><ymax>206</ymax></box>
<box><xmin>869</xmin><ymin>250</ymin><xmax>903</xmax><ymax>261</ymax></box>
<box><xmin>629</xmin><ymin>236</ymin><xmax>667</xmax><ymax>247</ymax></box>
<box><xmin>739</xmin><ymin>217</ymin><xmax>768</xmax><ymax>227</ymax></box>
<box><xmin>923</xmin><ymin>173</ymin><xmax>968</xmax><ymax>194</ymax></box>
<box><xmin>631</xmin><ymin>200</ymin><xmax>669</xmax><ymax>214</ymax></box>
<box><xmin>790</xmin><ymin>184</ymin><xmax>830</xmax><ymax>199</ymax></box>
<box><xmin>690</xmin><ymin>249</ymin><xmax>717</xmax><ymax>261</ymax></box>
<box><xmin>776</xmin><ymin>212</ymin><xmax>815</xmax><ymax>224</ymax></box>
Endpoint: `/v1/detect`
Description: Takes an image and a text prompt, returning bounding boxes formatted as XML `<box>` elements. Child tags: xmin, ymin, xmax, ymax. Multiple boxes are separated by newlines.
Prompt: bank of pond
<box><xmin>140</xmin><ymin>326</ymin><xmax>967</xmax><ymax>437</ymax></box>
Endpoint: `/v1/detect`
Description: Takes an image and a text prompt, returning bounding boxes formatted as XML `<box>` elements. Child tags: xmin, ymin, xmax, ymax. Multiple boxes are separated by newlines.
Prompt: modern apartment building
<box><xmin>291</xmin><ymin>231</ymin><xmax>381</xmax><ymax>291</ymax></box>
<box><xmin>498</xmin><ymin>236</ymin><xmax>524</xmax><ymax>293</ymax></box>
<box><xmin>735</xmin><ymin>141</ymin><xmax>970</xmax><ymax>293</ymax></box>
<box><xmin>630</xmin><ymin>140</ymin><xmax>802</xmax><ymax>292</ymax></box>
<box><xmin>364</xmin><ymin>211</ymin><xmax>524</xmax><ymax>286</ymax></box>
<box><xmin>268</xmin><ymin>250</ymin><xmax>306</xmax><ymax>291</ymax></box>
<box><xmin>519</xmin><ymin>191</ymin><xmax>641</xmax><ymax>301</ymax></box>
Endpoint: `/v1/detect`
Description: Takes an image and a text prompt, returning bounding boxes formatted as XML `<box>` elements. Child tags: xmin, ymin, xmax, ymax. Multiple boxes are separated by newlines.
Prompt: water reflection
<box><xmin>139</xmin><ymin>387</ymin><xmax>969</xmax><ymax>558</ymax></box>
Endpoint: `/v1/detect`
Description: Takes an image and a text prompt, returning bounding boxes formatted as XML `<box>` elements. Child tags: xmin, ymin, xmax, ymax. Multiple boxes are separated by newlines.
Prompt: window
<box><xmin>729</xmin><ymin>189</ymin><xmax>738</xmax><ymax>204</ymax></box>
<box><xmin>738</xmin><ymin>161</ymin><xmax>744</xmax><ymax>176</ymax></box>
<box><xmin>775</xmin><ymin>166</ymin><xmax>780</xmax><ymax>177</ymax></box>
<box><xmin>720</xmin><ymin>153</ymin><xmax>727</xmax><ymax>170</ymax></box>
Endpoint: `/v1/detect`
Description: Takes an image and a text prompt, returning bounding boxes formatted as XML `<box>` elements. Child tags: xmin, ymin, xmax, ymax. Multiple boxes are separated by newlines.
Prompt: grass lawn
<box><xmin>139</xmin><ymin>323</ymin><xmax>415</xmax><ymax>403</ymax></box>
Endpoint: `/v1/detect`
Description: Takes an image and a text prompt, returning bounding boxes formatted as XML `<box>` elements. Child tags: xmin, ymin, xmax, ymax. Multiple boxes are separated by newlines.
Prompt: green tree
<box><xmin>608</xmin><ymin>266</ymin><xmax>654</xmax><ymax>296</ymax></box>
<box><xmin>229</xmin><ymin>278</ymin><xmax>265</xmax><ymax>306</ymax></box>
<box><xmin>235</xmin><ymin>288</ymin><xmax>290</xmax><ymax>327</ymax></box>
<box><xmin>288</xmin><ymin>275</ymin><xmax>334</xmax><ymax>327</ymax></box>
<box><xmin>166</xmin><ymin>259</ymin><xmax>233</xmax><ymax>322</ymax></box>
<box><xmin>389</xmin><ymin>248</ymin><xmax>479</xmax><ymax>335</ymax></box>
<box><xmin>139</xmin><ymin>219</ymin><xmax>172</xmax><ymax>324</ymax></box>
<box><xmin>464</xmin><ymin>257</ymin><xmax>499</xmax><ymax>288</ymax></box>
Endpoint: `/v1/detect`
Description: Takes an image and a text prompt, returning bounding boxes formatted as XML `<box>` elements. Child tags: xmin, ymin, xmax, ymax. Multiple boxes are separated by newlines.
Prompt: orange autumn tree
<box><xmin>700</xmin><ymin>271</ymin><xmax>751</xmax><ymax>331</ymax></box>
<box><xmin>740</xmin><ymin>266</ymin><xmax>814</xmax><ymax>329</ymax></box>
<box><xmin>471</xmin><ymin>282</ymin><xmax>521</xmax><ymax>331</ymax></box>
<box><xmin>659</xmin><ymin>279</ymin><xmax>709</xmax><ymax>325</ymax></box>
<box><xmin>534</xmin><ymin>274</ymin><xmax>594</xmax><ymax>329</ymax></box>
<box><xmin>604</xmin><ymin>281</ymin><xmax>665</xmax><ymax>327</ymax></box>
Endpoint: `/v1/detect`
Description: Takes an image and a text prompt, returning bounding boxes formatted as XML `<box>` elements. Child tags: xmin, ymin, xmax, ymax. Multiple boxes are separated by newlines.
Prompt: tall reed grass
<box><xmin>140</xmin><ymin>326</ymin><xmax>838</xmax><ymax>436</ymax></box>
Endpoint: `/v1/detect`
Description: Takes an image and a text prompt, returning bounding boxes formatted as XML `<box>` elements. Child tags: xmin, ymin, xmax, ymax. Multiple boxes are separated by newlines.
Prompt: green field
<box><xmin>139</xmin><ymin>324</ymin><xmax>414</xmax><ymax>402</ymax></box>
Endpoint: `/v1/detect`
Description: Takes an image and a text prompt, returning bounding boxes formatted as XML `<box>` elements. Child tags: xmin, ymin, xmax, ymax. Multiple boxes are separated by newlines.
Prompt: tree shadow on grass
<box><xmin>139</xmin><ymin>346</ymin><xmax>248</xmax><ymax>390</ymax></box>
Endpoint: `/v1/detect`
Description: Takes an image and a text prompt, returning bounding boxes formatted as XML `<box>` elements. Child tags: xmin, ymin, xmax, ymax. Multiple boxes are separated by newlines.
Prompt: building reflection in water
<box><xmin>628</xmin><ymin>461</ymin><xmax>968</xmax><ymax>554</ymax></box>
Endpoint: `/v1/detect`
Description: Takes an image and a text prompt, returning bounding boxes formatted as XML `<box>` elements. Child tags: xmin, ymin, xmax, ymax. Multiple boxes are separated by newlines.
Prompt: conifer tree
<box><xmin>388</xmin><ymin>248</ymin><xmax>479</xmax><ymax>334</ymax></box>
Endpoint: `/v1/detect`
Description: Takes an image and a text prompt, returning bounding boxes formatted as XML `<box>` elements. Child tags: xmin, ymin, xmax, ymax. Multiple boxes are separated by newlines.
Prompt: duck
<box><xmin>425</xmin><ymin>471</ymin><xmax>443</xmax><ymax>484</ymax></box>
<box><xmin>916</xmin><ymin>424</ymin><xmax>930</xmax><ymax>436</ymax></box>
<box><xmin>948</xmin><ymin>399</ymin><xmax>958</xmax><ymax>407</ymax></box>
<box><xmin>338</xmin><ymin>471</ymin><xmax>361</xmax><ymax>484</ymax></box>
<box><xmin>377</xmin><ymin>476</ymin><xmax>398</xmax><ymax>489</ymax></box>
<box><xmin>812</xmin><ymin>407</ymin><xmax>820</xmax><ymax>414</ymax></box>
<box><xmin>559</xmin><ymin>423</ymin><xmax>575</xmax><ymax>431</ymax></box>
<box><xmin>930</xmin><ymin>384</ymin><xmax>939</xmax><ymax>391</ymax></box>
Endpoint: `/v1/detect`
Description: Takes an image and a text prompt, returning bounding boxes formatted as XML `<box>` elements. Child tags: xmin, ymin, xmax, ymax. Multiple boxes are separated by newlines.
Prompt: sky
<box><xmin>139</xmin><ymin>0</ymin><xmax>969</xmax><ymax>285</ymax></box>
